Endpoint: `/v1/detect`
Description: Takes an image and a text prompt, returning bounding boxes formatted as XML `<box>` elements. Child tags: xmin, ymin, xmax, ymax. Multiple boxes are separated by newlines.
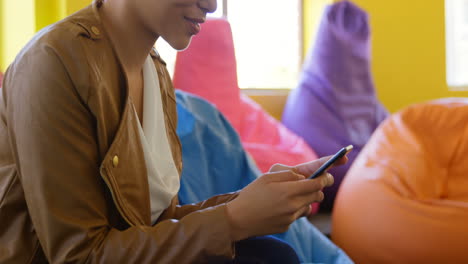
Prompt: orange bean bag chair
<box><xmin>332</xmin><ymin>98</ymin><xmax>468</xmax><ymax>263</ymax></box>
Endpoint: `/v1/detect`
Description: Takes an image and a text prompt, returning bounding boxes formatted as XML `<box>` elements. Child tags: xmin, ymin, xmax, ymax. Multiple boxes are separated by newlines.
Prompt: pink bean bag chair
<box><xmin>332</xmin><ymin>98</ymin><xmax>468</xmax><ymax>263</ymax></box>
<box><xmin>173</xmin><ymin>18</ymin><xmax>318</xmax><ymax>174</ymax></box>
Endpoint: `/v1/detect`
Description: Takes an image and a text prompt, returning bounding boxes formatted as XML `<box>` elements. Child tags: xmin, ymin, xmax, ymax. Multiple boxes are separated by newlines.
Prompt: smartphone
<box><xmin>309</xmin><ymin>145</ymin><xmax>353</xmax><ymax>179</ymax></box>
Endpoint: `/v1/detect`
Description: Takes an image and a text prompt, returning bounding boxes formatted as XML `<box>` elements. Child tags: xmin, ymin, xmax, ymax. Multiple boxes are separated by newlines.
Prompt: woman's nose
<box><xmin>198</xmin><ymin>0</ymin><xmax>217</xmax><ymax>14</ymax></box>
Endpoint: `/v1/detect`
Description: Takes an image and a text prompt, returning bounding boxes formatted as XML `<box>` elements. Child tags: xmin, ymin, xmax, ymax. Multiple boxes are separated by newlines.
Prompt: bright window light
<box><xmin>208</xmin><ymin>0</ymin><xmax>224</xmax><ymax>18</ymax></box>
<box><xmin>156</xmin><ymin>39</ymin><xmax>177</xmax><ymax>77</ymax></box>
<box><xmin>157</xmin><ymin>0</ymin><xmax>302</xmax><ymax>90</ymax></box>
<box><xmin>446</xmin><ymin>0</ymin><xmax>468</xmax><ymax>90</ymax></box>
<box><xmin>228</xmin><ymin>0</ymin><xmax>301</xmax><ymax>89</ymax></box>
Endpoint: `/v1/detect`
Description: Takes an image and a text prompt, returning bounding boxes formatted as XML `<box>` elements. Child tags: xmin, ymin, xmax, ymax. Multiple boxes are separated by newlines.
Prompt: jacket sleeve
<box><xmin>5</xmin><ymin>43</ymin><xmax>235</xmax><ymax>263</ymax></box>
<box><xmin>159</xmin><ymin>192</ymin><xmax>240</xmax><ymax>221</ymax></box>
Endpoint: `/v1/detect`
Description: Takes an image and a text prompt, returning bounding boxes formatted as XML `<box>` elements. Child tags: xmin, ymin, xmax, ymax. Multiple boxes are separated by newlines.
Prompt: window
<box><xmin>446</xmin><ymin>0</ymin><xmax>468</xmax><ymax>90</ymax></box>
<box><xmin>228</xmin><ymin>0</ymin><xmax>301</xmax><ymax>89</ymax></box>
<box><xmin>157</xmin><ymin>0</ymin><xmax>302</xmax><ymax>89</ymax></box>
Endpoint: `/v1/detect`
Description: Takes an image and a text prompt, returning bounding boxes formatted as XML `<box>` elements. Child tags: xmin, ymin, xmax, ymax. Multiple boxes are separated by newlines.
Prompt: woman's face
<box><xmin>134</xmin><ymin>0</ymin><xmax>217</xmax><ymax>50</ymax></box>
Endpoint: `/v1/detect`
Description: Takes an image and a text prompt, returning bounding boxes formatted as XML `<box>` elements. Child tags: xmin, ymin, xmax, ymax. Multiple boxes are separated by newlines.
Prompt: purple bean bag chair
<box><xmin>282</xmin><ymin>0</ymin><xmax>389</xmax><ymax>211</ymax></box>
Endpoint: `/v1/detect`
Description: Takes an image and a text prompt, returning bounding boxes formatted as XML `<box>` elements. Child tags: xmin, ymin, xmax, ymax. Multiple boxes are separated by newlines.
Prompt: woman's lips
<box><xmin>184</xmin><ymin>17</ymin><xmax>204</xmax><ymax>35</ymax></box>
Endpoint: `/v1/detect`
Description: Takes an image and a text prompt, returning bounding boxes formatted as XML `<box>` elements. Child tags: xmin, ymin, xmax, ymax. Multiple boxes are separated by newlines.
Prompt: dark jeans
<box><xmin>233</xmin><ymin>236</ymin><xmax>300</xmax><ymax>264</ymax></box>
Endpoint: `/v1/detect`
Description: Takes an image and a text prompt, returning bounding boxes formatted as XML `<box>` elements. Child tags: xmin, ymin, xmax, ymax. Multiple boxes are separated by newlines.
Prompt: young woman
<box><xmin>0</xmin><ymin>0</ymin><xmax>345</xmax><ymax>263</ymax></box>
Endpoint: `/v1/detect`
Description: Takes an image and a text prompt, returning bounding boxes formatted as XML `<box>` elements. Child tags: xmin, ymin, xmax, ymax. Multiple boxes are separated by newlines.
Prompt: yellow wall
<box><xmin>35</xmin><ymin>0</ymin><xmax>63</xmax><ymax>31</ymax></box>
<box><xmin>0</xmin><ymin>0</ymin><xmax>91</xmax><ymax>71</ymax></box>
<box><xmin>303</xmin><ymin>0</ymin><xmax>332</xmax><ymax>56</ymax></box>
<box><xmin>0</xmin><ymin>0</ymin><xmax>36</xmax><ymax>71</ymax></box>
<box><xmin>65</xmin><ymin>0</ymin><xmax>91</xmax><ymax>16</ymax></box>
<box><xmin>0</xmin><ymin>1</ymin><xmax>3</xmax><ymax>67</ymax></box>
<box><xmin>348</xmin><ymin>0</ymin><xmax>468</xmax><ymax>112</ymax></box>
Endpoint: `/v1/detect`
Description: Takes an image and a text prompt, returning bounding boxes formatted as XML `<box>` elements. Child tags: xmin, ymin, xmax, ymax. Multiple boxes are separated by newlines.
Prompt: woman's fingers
<box><xmin>284</xmin><ymin>173</ymin><xmax>334</xmax><ymax>197</ymax></box>
<box><xmin>325</xmin><ymin>172</ymin><xmax>334</xmax><ymax>186</ymax></box>
<box><xmin>294</xmin><ymin>155</ymin><xmax>349</xmax><ymax>177</ymax></box>
<box><xmin>333</xmin><ymin>155</ymin><xmax>348</xmax><ymax>167</ymax></box>
<box><xmin>269</xmin><ymin>157</ymin><xmax>346</xmax><ymax>181</ymax></box>
<box><xmin>262</xmin><ymin>170</ymin><xmax>305</xmax><ymax>183</ymax></box>
<box><xmin>293</xmin><ymin>205</ymin><xmax>313</xmax><ymax>219</ymax></box>
<box><xmin>294</xmin><ymin>156</ymin><xmax>331</xmax><ymax>176</ymax></box>
<box><xmin>292</xmin><ymin>191</ymin><xmax>324</xmax><ymax>219</ymax></box>
<box><xmin>269</xmin><ymin>163</ymin><xmax>293</xmax><ymax>173</ymax></box>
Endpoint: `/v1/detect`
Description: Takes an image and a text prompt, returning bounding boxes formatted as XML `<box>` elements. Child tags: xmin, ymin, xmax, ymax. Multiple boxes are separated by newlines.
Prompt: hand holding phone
<box><xmin>309</xmin><ymin>145</ymin><xmax>353</xmax><ymax>179</ymax></box>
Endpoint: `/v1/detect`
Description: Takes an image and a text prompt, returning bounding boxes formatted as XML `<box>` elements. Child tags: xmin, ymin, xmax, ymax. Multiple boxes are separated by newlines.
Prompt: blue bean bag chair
<box><xmin>281</xmin><ymin>0</ymin><xmax>389</xmax><ymax>210</ymax></box>
<box><xmin>175</xmin><ymin>90</ymin><xmax>353</xmax><ymax>264</ymax></box>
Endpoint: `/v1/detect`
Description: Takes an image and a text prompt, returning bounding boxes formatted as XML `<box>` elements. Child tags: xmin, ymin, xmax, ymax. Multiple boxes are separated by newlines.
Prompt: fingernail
<box><xmin>319</xmin><ymin>191</ymin><xmax>325</xmax><ymax>201</ymax></box>
<box><xmin>322</xmin><ymin>178</ymin><xmax>328</xmax><ymax>187</ymax></box>
<box><xmin>291</xmin><ymin>167</ymin><xmax>299</xmax><ymax>174</ymax></box>
<box><xmin>327</xmin><ymin>173</ymin><xmax>334</xmax><ymax>185</ymax></box>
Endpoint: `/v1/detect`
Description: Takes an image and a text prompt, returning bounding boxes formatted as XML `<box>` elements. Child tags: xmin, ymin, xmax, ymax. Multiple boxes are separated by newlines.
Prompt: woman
<box><xmin>0</xmin><ymin>0</ymin><xmax>345</xmax><ymax>263</ymax></box>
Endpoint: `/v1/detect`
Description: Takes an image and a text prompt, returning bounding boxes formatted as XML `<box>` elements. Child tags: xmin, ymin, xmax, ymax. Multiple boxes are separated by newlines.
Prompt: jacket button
<box><xmin>91</xmin><ymin>26</ymin><xmax>101</xmax><ymax>36</ymax></box>
<box><xmin>112</xmin><ymin>155</ymin><xmax>119</xmax><ymax>167</ymax></box>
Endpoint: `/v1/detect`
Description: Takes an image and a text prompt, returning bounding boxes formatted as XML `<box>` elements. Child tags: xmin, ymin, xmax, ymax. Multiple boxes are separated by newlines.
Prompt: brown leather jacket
<box><xmin>0</xmin><ymin>2</ymin><xmax>238</xmax><ymax>263</ymax></box>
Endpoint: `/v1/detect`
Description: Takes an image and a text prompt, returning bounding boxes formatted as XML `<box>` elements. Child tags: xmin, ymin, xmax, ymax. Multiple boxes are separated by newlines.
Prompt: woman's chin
<box><xmin>166</xmin><ymin>37</ymin><xmax>192</xmax><ymax>51</ymax></box>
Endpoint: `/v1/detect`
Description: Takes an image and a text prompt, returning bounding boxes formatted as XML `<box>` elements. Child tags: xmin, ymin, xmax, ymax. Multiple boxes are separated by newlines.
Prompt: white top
<box><xmin>136</xmin><ymin>55</ymin><xmax>180</xmax><ymax>224</ymax></box>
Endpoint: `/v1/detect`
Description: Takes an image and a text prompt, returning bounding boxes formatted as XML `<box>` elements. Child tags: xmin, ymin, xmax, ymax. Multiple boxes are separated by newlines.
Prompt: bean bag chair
<box><xmin>332</xmin><ymin>98</ymin><xmax>468</xmax><ymax>263</ymax></box>
<box><xmin>281</xmin><ymin>0</ymin><xmax>389</xmax><ymax>211</ymax></box>
<box><xmin>173</xmin><ymin>18</ymin><xmax>318</xmax><ymax>175</ymax></box>
<box><xmin>175</xmin><ymin>90</ymin><xmax>353</xmax><ymax>264</ymax></box>
<box><xmin>0</xmin><ymin>72</ymin><xmax>3</xmax><ymax>88</ymax></box>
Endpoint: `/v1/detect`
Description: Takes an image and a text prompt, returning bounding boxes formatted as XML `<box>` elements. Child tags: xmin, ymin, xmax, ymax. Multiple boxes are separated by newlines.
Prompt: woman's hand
<box><xmin>226</xmin><ymin>164</ymin><xmax>334</xmax><ymax>241</ymax></box>
<box><xmin>269</xmin><ymin>155</ymin><xmax>348</xmax><ymax>175</ymax></box>
<box><xmin>226</xmin><ymin>156</ymin><xmax>348</xmax><ymax>241</ymax></box>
